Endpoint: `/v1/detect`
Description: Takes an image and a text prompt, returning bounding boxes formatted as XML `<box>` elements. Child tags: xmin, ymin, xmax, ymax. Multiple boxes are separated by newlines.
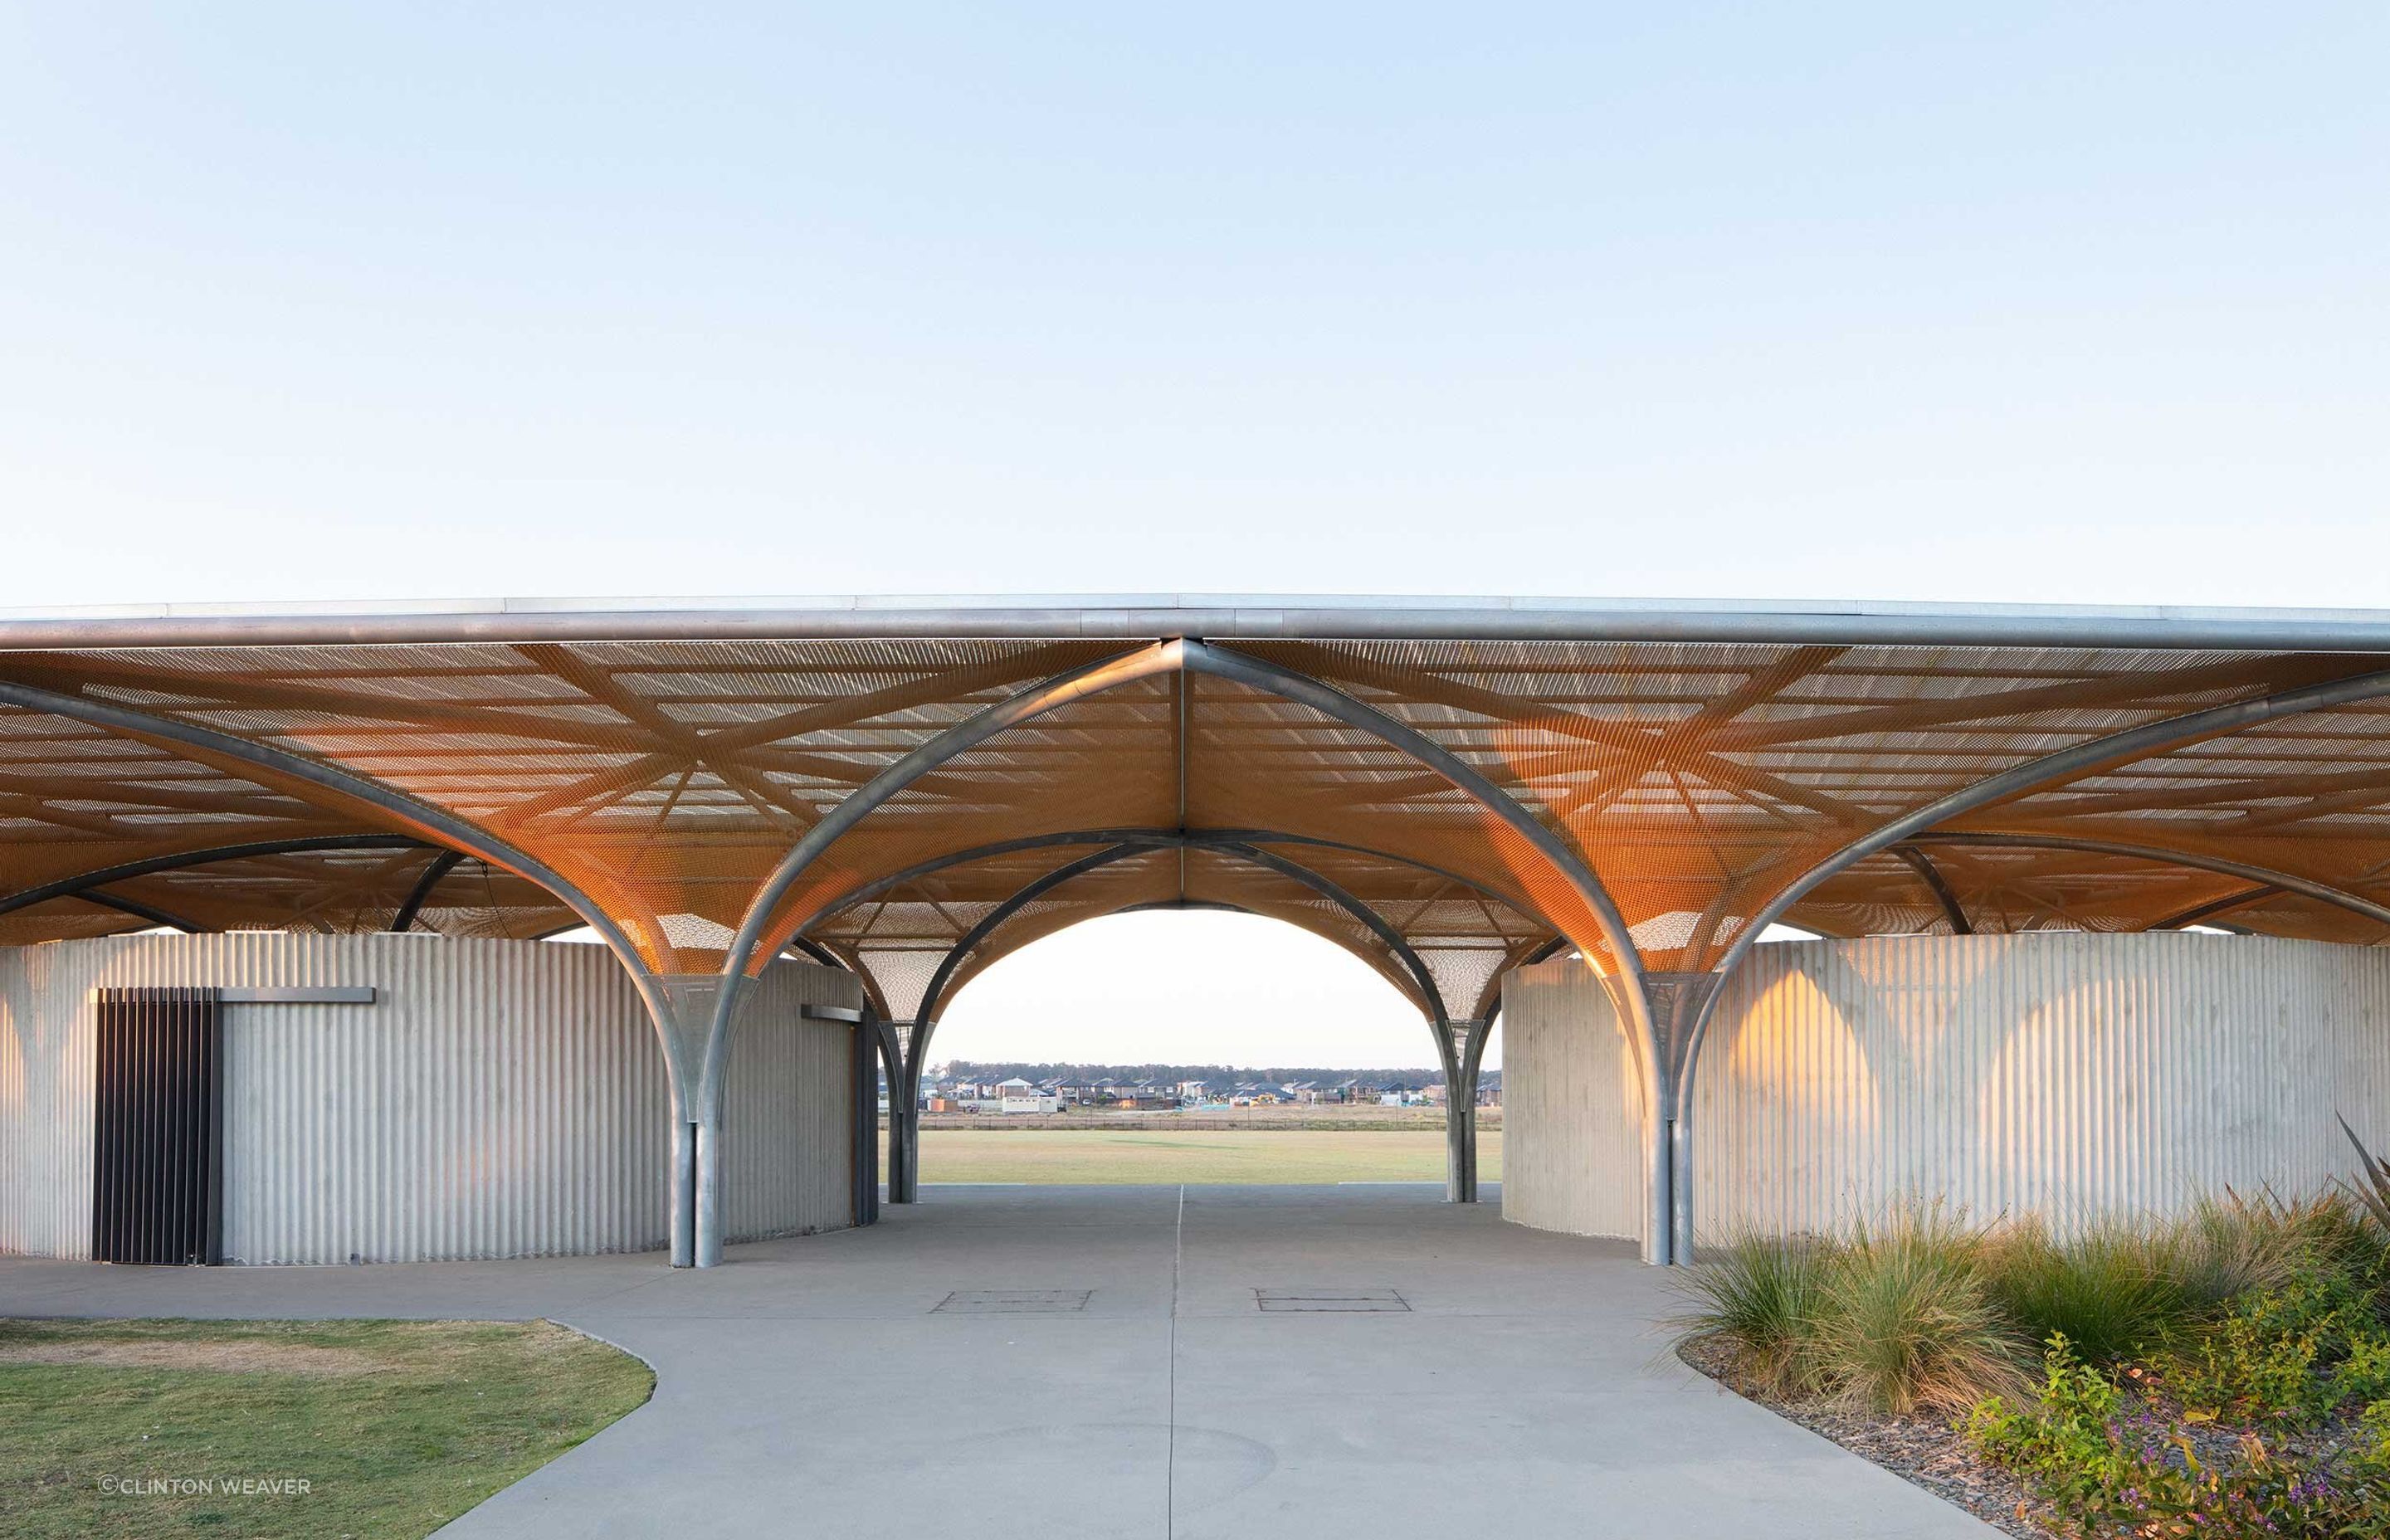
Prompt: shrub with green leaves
<box><xmin>2164</xmin><ymin>1258</ymin><xmax>2390</xmax><ymax>1423</ymax></box>
<box><xmin>1962</xmin><ymin>1337</ymin><xmax>2154</xmax><ymax>1516</ymax></box>
<box><xmin>1967</xmin><ymin>1338</ymin><xmax>2390</xmax><ymax>1538</ymax></box>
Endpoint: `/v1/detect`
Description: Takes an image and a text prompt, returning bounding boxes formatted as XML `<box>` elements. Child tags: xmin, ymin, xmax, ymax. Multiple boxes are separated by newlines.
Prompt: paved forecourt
<box><xmin>0</xmin><ymin>1186</ymin><xmax>1997</xmax><ymax>1539</ymax></box>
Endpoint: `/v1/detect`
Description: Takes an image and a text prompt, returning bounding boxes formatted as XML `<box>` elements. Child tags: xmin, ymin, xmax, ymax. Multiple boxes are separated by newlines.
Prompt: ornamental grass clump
<box><xmin>1669</xmin><ymin>1230</ymin><xmax>1829</xmax><ymax>1398</ymax></box>
<box><xmin>1978</xmin><ymin>1216</ymin><xmax>2192</xmax><ymax>1366</ymax></box>
<box><xmin>2166</xmin><ymin>1190</ymin><xmax>2310</xmax><ymax>1317</ymax></box>
<box><xmin>1806</xmin><ymin>1206</ymin><xmax>2032</xmax><ymax>1417</ymax></box>
<box><xmin>1677</xmin><ymin>1158</ymin><xmax>2390</xmax><ymax>1539</ymax></box>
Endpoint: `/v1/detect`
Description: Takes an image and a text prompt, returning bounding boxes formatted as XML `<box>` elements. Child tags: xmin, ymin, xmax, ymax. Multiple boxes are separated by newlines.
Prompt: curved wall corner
<box><xmin>1498</xmin><ymin>958</ymin><xmax>1646</xmax><ymax>1244</ymax></box>
<box><xmin>0</xmin><ymin>933</ymin><xmax>863</xmax><ymax>1264</ymax></box>
<box><xmin>1502</xmin><ymin>933</ymin><xmax>2390</xmax><ymax>1249</ymax></box>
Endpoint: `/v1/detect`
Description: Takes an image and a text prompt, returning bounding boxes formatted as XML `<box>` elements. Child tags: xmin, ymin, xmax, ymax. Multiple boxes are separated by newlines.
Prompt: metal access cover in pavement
<box><xmin>933</xmin><ymin>1289</ymin><xmax>1092</xmax><ymax>1314</ymax></box>
<box><xmin>1254</xmin><ymin>1287</ymin><xmax>1410</xmax><ymax>1313</ymax></box>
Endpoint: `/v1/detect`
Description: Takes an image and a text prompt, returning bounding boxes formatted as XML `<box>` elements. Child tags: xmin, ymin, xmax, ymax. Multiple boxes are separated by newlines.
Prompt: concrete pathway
<box><xmin>0</xmin><ymin>1185</ymin><xmax>1999</xmax><ymax>1538</ymax></box>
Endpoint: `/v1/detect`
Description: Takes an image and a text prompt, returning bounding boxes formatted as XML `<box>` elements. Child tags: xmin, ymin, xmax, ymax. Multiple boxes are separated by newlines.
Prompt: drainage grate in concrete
<box><xmin>934</xmin><ymin>1289</ymin><xmax>1093</xmax><ymax>1314</ymax></box>
<box><xmin>1254</xmin><ymin>1287</ymin><xmax>1409</xmax><ymax>1313</ymax></box>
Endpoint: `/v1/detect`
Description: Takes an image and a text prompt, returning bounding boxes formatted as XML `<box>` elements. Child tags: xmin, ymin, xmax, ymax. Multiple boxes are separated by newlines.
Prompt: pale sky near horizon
<box><xmin>4</xmin><ymin>7</ymin><xmax>2385</xmax><ymax>1067</ymax></box>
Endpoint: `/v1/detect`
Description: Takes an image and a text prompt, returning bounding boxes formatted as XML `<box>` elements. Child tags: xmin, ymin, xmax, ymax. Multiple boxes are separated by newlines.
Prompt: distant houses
<box><xmin>994</xmin><ymin>1077</ymin><xmax>1059</xmax><ymax>1115</ymax></box>
<box><xmin>909</xmin><ymin>1065</ymin><xmax>1500</xmax><ymax>1114</ymax></box>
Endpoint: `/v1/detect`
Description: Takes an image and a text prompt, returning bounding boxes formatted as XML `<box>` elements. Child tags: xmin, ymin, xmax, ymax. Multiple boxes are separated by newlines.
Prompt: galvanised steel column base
<box><xmin>885</xmin><ymin>1020</ymin><xmax>929</xmax><ymax>1204</ymax></box>
<box><xmin>1438</xmin><ymin>1019</ymin><xmax>1493</xmax><ymax>1203</ymax></box>
<box><xmin>652</xmin><ymin>975</ymin><xmax>732</xmax><ymax>1267</ymax></box>
<box><xmin>888</xmin><ymin>1103</ymin><xmax>921</xmax><ymax>1204</ymax></box>
<box><xmin>1642</xmin><ymin>972</ymin><xmax>1720</xmax><ymax>1267</ymax></box>
<box><xmin>670</xmin><ymin>1117</ymin><xmax>696</xmax><ymax>1268</ymax></box>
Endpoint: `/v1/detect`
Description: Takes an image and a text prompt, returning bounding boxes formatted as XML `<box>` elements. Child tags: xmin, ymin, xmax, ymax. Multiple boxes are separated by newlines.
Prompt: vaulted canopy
<box><xmin>5</xmin><ymin>597</ymin><xmax>2390</xmax><ymax>1034</ymax></box>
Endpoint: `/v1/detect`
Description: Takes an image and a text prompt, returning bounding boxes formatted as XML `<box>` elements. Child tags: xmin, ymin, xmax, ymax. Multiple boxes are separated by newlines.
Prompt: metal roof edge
<box><xmin>6</xmin><ymin>594</ymin><xmax>2390</xmax><ymax>651</ymax></box>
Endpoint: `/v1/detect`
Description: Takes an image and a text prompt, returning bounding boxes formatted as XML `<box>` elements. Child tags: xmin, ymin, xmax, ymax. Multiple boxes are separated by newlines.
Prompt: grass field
<box><xmin>902</xmin><ymin>1127</ymin><xmax>1501</xmax><ymax>1184</ymax></box>
<box><xmin>0</xmin><ymin>1318</ymin><xmax>653</xmax><ymax>1540</ymax></box>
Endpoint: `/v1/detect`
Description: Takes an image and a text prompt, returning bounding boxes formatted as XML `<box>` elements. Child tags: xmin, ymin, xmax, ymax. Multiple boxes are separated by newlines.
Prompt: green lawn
<box><xmin>0</xmin><ymin>1318</ymin><xmax>653</xmax><ymax>1540</ymax></box>
<box><xmin>907</xmin><ymin>1127</ymin><xmax>1501</xmax><ymax>1184</ymax></box>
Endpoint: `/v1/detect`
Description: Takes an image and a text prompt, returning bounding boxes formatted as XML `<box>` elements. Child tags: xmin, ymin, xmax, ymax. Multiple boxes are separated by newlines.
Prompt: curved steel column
<box><xmin>712</xmin><ymin>642</ymin><xmax>1183</xmax><ymax>984</ymax></box>
<box><xmin>1436</xmin><ymin>1018</ymin><xmax>1494</xmax><ymax>1202</ymax></box>
<box><xmin>1892</xmin><ymin>846</ymin><xmax>1973</xmax><ymax>935</ymax></box>
<box><xmin>76</xmin><ymin>889</ymin><xmax>202</xmax><ymax>933</ymax></box>
<box><xmin>0</xmin><ymin>833</ymin><xmax>426</xmax><ymax>920</ymax></box>
<box><xmin>915</xmin><ymin>846</ymin><xmax>1153</xmax><ymax>1029</ymax></box>
<box><xmin>901</xmin><ymin>837</ymin><xmax>1456</xmax><ymax>1031</ymax></box>
<box><xmin>897</xmin><ymin>836</ymin><xmax>1460</xmax><ymax>1172</ymax></box>
<box><xmin>1904</xmin><ymin>832</ymin><xmax>2390</xmax><ymax>930</ymax></box>
<box><xmin>701</xmin><ymin>636</ymin><xmax>1658</xmax><ymax>1259</ymax></box>
<box><xmin>797</xmin><ymin>826</ymin><xmax>1554</xmax><ymax>939</ymax></box>
<box><xmin>390</xmin><ymin>849</ymin><xmax>467</xmax><ymax>933</ymax></box>
<box><xmin>1666</xmin><ymin>663</ymin><xmax>2390</xmax><ymax>1265</ymax></box>
<box><xmin>892</xmin><ymin>835</ymin><xmax>1482</xmax><ymax>1202</ymax></box>
<box><xmin>688</xmin><ymin>646</ymin><xmax>1181</xmax><ymax>1259</ymax></box>
<box><xmin>2153</xmin><ymin>885</ymin><xmax>2279</xmax><ymax>932</ymax></box>
<box><xmin>1176</xmin><ymin>641</ymin><xmax>1667</xmax><ymax>1259</ymax></box>
<box><xmin>874</xmin><ymin>1018</ymin><xmax>918</xmax><ymax>1204</ymax></box>
<box><xmin>1208</xmin><ymin>841</ymin><xmax>1450</xmax><ymax>1027</ymax></box>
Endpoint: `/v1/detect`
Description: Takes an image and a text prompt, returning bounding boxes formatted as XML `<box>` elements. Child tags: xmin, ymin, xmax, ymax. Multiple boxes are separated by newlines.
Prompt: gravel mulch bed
<box><xmin>1675</xmin><ymin>1337</ymin><xmax>2063</xmax><ymax>1538</ymax></box>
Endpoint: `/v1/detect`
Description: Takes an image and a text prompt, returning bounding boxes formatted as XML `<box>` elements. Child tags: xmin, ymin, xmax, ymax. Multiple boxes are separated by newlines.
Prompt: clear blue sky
<box><xmin>5</xmin><ymin>6</ymin><xmax>2384</xmax><ymax>1065</ymax></box>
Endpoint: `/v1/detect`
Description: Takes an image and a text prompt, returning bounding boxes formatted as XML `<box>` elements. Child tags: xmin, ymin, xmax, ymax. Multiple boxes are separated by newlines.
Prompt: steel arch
<box><xmin>701</xmin><ymin>636</ymin><xmax>1660</xmax><ymax>1259</ymax></box>
<box><xmin>0</xmin><ymin>833</ymin><xmax>427</xmax><ymax>921</ymax></box>
<box><xmin>1903</xmin><ymin>832</ymin><xmax>2390</xmax><ymax>932</ymax></box>
<box><xmin>1667</xmin><ymin>662</ymin><xmax>2390</xmax><ymax>1261</ymax></box>
<box><xmin>0</xmin><ymin>676</ymin><xmax>711</xmax><ymax>1265</ymax></box>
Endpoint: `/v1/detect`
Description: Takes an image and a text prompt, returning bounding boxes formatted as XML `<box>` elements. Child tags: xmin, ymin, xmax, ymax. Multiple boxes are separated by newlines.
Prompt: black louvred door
<box><xmin>90</xmin><ymin>987</ymin><xmax>224</xmax><ymax>1265</ymax></box>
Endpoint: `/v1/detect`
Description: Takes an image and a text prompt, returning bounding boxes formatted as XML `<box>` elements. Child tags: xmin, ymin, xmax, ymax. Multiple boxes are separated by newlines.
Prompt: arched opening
<box><xmin>908</xmin><ymin>909</ymin><xmax>1501</xmax><ymax>1191</ymax></box>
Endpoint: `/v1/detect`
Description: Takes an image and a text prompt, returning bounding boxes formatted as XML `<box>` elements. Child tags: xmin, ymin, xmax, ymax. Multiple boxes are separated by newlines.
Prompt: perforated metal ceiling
<box><xmin>5</xmin><ymin>599</ymin><xmax>2388</xmax><ymax>1026</ymax></box>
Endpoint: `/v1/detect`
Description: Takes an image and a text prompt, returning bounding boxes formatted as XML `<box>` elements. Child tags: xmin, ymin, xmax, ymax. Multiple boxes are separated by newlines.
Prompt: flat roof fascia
<box><xmin>9</xmin><ymin>594</ymin><xmax>2390</xmax><ymax>652</ymax></box>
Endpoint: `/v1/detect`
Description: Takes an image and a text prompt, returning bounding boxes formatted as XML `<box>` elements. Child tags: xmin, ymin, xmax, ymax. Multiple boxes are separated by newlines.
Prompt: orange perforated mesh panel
<box><xmin>3</xmin><ymin>625</ymin><xmax>2388</xmax><ymax>1005</ymax></box>
<box><xmin>1222</xmin><ymin>640</ymin><xmax>2388</xmax><ymax>969</ymax></box>
<box><xmin>0</xmin><ymin>903</ymin><xmax>156</xmax><ymax>948</ymax></box>
<box><xmin>4</xmin><ymin>640</ymin><xmax>1125</xmax><ymax>970</ymax></box>
<box><xmin>0</xmin><ymin>699</ymin><xmax>376</xmax><ymax>894</ymax></box>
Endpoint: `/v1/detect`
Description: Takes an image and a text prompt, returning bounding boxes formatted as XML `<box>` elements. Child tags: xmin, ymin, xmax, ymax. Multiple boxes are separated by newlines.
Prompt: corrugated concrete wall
<box><xmin>1499</xmin><ymin>959</ymin><xmax>1646</xmax><ymax>1242</ymax></box>
<box><xmin>1698</xmin><ymin>933</ymin><xmax>2390</xmax><ymax>1239</ymax></box>
<box><xmin>724</xmin><ymin>962</ymin><xmax>859</xmax><ymax>1245</ymax></box>
<box><xmin>1502</xmin><ymin>933</ymin><xmax>2390</xmax><ymax>1249</ymax></box>
<box><xmin>0</xmin><ymin>934</ymin><xmax>861</xmax><ymax>1263</ymax></box>
<box><xmin>0</xmin><ymin>938</ymin><xmax>96</xmax><ymax>1260</ymax></box>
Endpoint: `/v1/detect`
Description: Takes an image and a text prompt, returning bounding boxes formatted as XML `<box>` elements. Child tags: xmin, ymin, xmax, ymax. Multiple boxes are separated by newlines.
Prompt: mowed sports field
<box><xmin>896</xmin><ymin>1128</ymin><xmax>1503</xmax><ymax>1185</ymax></box>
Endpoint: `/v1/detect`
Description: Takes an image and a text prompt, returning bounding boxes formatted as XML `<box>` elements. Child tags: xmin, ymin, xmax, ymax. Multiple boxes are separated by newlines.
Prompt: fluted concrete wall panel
<box><xmin>215</xmin><ymin>936</ymin><xmax>667</xmax><ymax>1265</ymax></box>
<box><xmin>1499</xmin><ymin>960</ymin><xmax>1647</xmax><ymax>1243</ymax></box>
<box><xmin>724</xmin><ymin>962</ymin><xmax>861</xmax><ymax>1243</ymax></box>
<box><xmin>1500</xmin><ymin>933</ymin><xmax>2390</xmax><ymax>1249</ymax></box>
<box><xmin>0</xmin><ymin>942</ymin><xmax>101</xmax><ymax>1258</ymax></box>
<box><xmin>0</xmin><ymin>936</ymin><xmax>861</xmax><ymax>1263</ymax></box>
<box><xmin>1697</xmin><ymin>933</ymin><xmax>2390</xmax><ymax>1240</ymax></box>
